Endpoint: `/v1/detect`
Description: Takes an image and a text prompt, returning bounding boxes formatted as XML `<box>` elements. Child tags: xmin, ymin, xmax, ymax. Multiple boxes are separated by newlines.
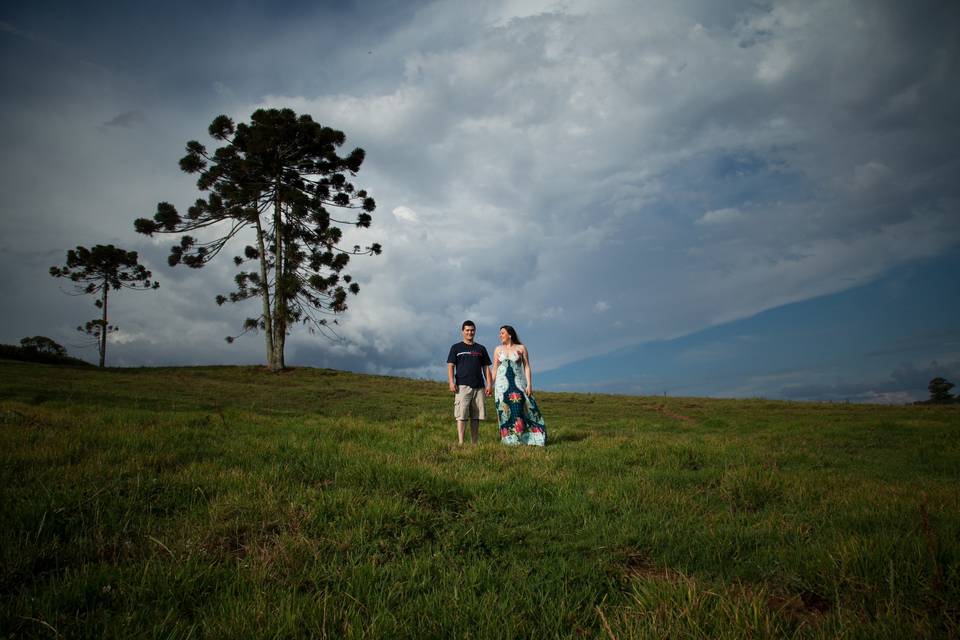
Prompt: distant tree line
<box><xmin>915</xmin><ymin>377</ymin><xmax>958</xmax><ymax>405</ymax></box>
<box><xmin>40</xmin><ymin>108</ymin><xmax>380</xmax><ymax>370</ymax></box>
<box><xmin>0</xmin><ymin>337</ymin><xmax>91</xmax><ymax>367</ymax></box>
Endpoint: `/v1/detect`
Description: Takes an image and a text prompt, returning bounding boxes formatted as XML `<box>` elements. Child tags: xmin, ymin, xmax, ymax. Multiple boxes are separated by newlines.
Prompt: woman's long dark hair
<box><xmin>500</xmin><ymin>325</ymin><xmax>522</xmax><ymax>345</ymax></box>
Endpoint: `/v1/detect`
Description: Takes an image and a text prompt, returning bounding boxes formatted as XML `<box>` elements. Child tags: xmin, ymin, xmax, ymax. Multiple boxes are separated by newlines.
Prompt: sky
<box><xmin>1</xmin><ymin>0</ymin><xmax>958</xmax><ymax>402</ymax></box>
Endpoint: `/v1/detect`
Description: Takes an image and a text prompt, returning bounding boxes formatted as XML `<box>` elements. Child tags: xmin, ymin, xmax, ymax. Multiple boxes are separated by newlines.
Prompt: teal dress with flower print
<box><xmin>494</xmin><ymin>349</ymin><xmax>546</xmax><ymax>446</ymax></box>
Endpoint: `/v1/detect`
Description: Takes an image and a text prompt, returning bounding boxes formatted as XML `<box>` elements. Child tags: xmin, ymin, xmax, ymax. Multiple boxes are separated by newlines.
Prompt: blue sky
<box><xmin>1</xmin><ymin>0</ymin><xmax>958</xmax><ymax>402</ymax></box>
<box><xmin>539</xmin><ymin>251</ymin><xmax>960</xmax><ymax>403</ymax></box>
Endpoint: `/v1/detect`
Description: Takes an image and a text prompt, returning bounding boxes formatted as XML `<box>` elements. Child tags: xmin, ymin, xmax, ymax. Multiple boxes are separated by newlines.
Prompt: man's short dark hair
<box><xmin>462</xmin><ymin>320</ymin><xmax>476</xmax><ymax>330</ymax></box>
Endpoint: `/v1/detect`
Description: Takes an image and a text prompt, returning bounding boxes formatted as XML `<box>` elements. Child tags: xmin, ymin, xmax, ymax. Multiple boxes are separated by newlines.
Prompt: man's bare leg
<box><xmin>457</xmin><ymin>420</ymin><xmax>467</xmax><ymax>445</ymax></box>
<box><xmin>470</xmin><ymin>419</ymin><xmax>480</xmax><ymax>444</ymax></box>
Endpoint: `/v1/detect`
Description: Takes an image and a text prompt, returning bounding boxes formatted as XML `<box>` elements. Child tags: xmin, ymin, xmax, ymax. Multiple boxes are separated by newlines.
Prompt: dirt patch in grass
<box><xmin>750</xmin><ymin>586</ymin><xmax>832</xmax><ymax>623</ymax></box>
<box><xmin>201</xmin><ymin>523</ymin><xmax>273</xmax><ymax>559</ymax></box>
<box><xmin>199</xmin><ymin>504</ymin><xmax>313</xmax><ymax>561</ymax></box>
<box><xmin>621</xmin><ymin>552</ymin><xmax>687</xmax><ymax>583</ymax></box>
<box><xmin>551</xmin><ymin>431</ymin><xmax>590</xmax><ymax>444</ymax></box>
<box><xmin>618</xmin><ymin>550</ymin><xmax>830</xmax><ymax>625</ymax></box>
<box><xmin>643</xmin><ymin>403</ymin><xmax>697</xmax><ymax>424</ymax></box>
<box><xmin>404</xmin><ymin>484</ymin><xmax>471</xmax><ymax>515</ymax></box>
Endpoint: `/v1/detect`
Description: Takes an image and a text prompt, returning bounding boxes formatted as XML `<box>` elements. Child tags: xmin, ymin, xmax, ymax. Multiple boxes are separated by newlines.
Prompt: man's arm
<box><xmin>447</xmin><ymin>363</ymin><xmax>457</xmax><ymax>393</ymax></box>
<box><xmin>484</xmin><ymin>365</ymin><xmax>494</xmax><ymax>396</ymax></box>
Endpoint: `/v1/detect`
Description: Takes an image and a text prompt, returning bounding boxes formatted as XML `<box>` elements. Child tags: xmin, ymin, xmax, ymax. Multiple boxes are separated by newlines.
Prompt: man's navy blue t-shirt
<box><xmin>446</xmin><ymin>341</ymin><xmax>492</xmax><ymax>388</ymax></box>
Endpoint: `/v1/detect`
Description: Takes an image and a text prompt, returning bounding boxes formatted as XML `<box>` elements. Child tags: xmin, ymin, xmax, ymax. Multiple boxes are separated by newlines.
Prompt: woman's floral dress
<box><xmin>494</xmin><ymin>348</ymin><xmax>546</xmax><ymax>446</ymax></box>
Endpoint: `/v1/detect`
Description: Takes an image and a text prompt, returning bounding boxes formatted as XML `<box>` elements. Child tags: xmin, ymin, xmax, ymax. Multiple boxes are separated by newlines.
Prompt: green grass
<box><xmin>1</xmin><ymin>360</ymin><xmax>958</xmax><ymax>638</ymax></box>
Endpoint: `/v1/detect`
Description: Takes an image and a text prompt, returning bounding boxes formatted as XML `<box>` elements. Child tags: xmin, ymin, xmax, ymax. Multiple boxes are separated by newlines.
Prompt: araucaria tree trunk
<box><xmin>135</xmin><ymin>108</ymin><xmax>381</xmax><ymax>372</ymax></box>
<box><xmin>99</xmin><ymin>279</ymin><xmax>108</xmax><ymax>368</ymax></box>
<box><xmin>254</xmin><ymin>217</ymin><xmax>275</xmax><ymax>368</ymax></box>
<box><xmin>268</xmin><ymin>186</ymin><xmax>286</xmax><ymax>372</ymax></box>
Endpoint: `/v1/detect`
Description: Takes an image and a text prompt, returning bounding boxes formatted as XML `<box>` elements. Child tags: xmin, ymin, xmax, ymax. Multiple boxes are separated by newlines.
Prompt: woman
<box><xmin>493</xmin><ymin>325</ymin><xmax>546</xmax><ymax>446</ymax></box>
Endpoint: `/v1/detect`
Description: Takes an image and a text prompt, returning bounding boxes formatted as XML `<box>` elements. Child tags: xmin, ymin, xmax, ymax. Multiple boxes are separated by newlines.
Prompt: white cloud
<box><xmin>850</xmin><ymin>161</ymin><xmax>893</xmax><ymax>193</ymax></box>
<box><xmin>241</xmin><ymin>0</ymin><xmax>960</xmax><ymax>371</ymax></box>
<box><xmin>392</xmin><ymin>206</ymin><xmax>420</xmax><ymax>223</ymax></box>
<box><xmin>755</xmin><ymin>44</ymin><xmax>793</xmax><ymax>83</ymax></box>
<box><xmin>697</xmin><ymin>207</ymin><xmax>743</xmax><ymax>225</ymax></box>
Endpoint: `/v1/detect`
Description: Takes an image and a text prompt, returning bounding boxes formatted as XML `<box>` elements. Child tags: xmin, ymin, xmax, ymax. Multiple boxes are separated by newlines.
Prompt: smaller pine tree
<box><xmin>927</xmin><ymin>377</ymin><xmax>955</xmax><ymax>404</ymax></box>
<box><xmin>50</xmin><ymin>245</ymin><xmax>158</xmax><ymax>367</ymax></box>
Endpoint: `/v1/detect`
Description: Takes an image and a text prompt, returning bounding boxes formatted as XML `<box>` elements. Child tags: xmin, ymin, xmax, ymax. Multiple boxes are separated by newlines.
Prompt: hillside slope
<box><xmin>2</xmin><ymin>361</ymin><xmax>958</xmax><ymax>638</ymax></box>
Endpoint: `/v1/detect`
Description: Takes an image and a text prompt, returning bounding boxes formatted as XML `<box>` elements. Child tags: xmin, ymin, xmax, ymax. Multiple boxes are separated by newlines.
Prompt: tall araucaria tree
<box><xmin>50</xmin><ymin>244</ymin><xmax>159</xmax><ymax>367</ymax></box>
<box><xmin>135</xmin><ymin>108</ymin><xmax>381</xmax><ymax>372</ymax></box>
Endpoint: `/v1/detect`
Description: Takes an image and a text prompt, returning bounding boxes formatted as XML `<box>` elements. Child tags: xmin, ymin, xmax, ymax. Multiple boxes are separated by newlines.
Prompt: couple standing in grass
<box><xmin>446</xmin><ymin>320</ymin><xmax>547</xmax><ymax>446</ymax></box>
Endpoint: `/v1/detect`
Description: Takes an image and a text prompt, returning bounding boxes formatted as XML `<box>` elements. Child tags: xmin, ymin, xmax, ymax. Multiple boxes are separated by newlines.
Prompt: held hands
<box><xmin>484</xmin><ymin>387</ymin><xmax>492</xmax><ymax>397</ymax></box>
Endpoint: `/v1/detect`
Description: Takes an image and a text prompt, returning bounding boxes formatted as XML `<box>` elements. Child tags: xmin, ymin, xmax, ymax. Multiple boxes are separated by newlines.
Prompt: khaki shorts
<box><xmin>454</xmin><ymin>385</ymin><xmax>486</xmax><ymax>420</ymax></box>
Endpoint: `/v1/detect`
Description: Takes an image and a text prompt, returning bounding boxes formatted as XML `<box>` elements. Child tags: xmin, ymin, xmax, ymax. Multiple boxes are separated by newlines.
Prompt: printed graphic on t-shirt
<box><xmin>447</xmin><ymin>341</ymin><xmax>491</xmax><ymax>388</ymax></box>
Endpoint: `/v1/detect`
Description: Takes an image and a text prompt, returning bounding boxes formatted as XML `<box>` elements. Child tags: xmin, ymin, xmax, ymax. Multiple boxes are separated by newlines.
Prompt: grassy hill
<box><xmin>1</xmin><ymin>360</ymin><xmax>958</xmax><ymax>638</ymax></box>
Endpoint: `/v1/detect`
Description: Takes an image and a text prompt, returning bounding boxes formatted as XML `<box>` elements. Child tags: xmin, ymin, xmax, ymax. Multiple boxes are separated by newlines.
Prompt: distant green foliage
<box><xmin>928</xmin><ymin>377</ymin><xmax>956</xmax><ymax>404</ymax></box>
<box><xmin>19</xmin><ymin>335</ymin><xmax>67</xmax><ymax>357</ymax></box>
<box><xmin>0</xmin><ymin>343</ymin><xmax>91</xmax><ymax>366</ymax></box>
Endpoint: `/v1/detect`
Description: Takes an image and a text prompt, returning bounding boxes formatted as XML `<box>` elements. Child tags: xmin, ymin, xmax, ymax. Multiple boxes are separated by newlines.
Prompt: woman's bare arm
<box><xmin>522</xmin><ymin>346</ymin><xmax>533</xmax><ymax>393</ymax></box>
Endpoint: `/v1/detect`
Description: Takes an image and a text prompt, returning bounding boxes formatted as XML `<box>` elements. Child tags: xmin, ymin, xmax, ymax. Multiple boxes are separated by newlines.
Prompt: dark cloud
<box><xmin>101</xmin><ymin>110</ymin><xmax>145</xmax><ymax>129</ymax></box>
<box><xmin>890</xmin><ymin>359</ymin><xmax>960</xmax><ymax>392</ymax></box>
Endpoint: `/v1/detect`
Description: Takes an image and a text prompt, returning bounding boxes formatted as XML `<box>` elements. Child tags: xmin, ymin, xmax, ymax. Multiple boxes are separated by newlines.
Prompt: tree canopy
<box><xmin>927</xmin><ymin>377</ymin><xmax>956</xmax><ymax>404</ymax></box>
<box><xmin>20</xmin><ymin>336</ymin><xmax>67</xmax><ymax>357</ymax></box>
<box><xmin>50</xmin><ymin>244</ymin><xmax>158</xmax><ymax>367</ymax></box>
<box><xmin>135</xmin><ymin>108</ymin><xmax>381</xmax><ymax>371</ymax></box>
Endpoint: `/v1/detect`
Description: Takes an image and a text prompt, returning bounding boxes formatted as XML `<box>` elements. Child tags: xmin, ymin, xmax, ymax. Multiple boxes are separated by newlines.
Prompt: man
<box><xmin>446</xmin><ymin>320</ymin><xmax>493</xmax><ymax>445</ymax></box>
